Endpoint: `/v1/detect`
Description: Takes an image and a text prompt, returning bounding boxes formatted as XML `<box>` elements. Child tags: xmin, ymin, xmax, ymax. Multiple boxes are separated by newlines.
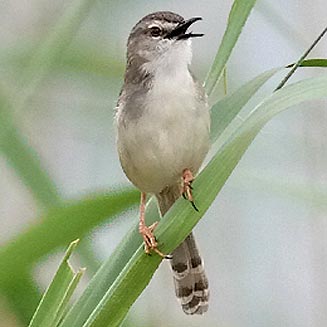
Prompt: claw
<box><xmin>153</xmin><ymin>247</ymin><xmax>167</xmax><ymax>258</ymax></box>
<box><xmin>181</xmin><ymin>168</ymin><xmax>199</xmax><ymax>212</ymax></box>
<box><xmin>191</xmin><ymin>200</ymin><xmax>199</xmax><ymax>212</ymax></box>
<box><xmin>148</xmin><ymin>221</ymin><xmax>159</xmax><ymax>231</ymax></box>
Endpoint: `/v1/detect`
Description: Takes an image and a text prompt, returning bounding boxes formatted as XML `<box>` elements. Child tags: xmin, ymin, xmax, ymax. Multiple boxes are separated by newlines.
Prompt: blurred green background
<box><xmin>1</xmin><ymin>0</ymin><xmax>327</xmax><ymax>326</ymax></box>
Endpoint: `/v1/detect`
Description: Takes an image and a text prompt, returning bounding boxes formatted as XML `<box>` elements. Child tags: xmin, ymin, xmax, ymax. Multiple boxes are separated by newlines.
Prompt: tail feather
<box><xmin>171</xmin><ymin>233</ymin><xmax>209</xmax><ymax>315</ymax></box>
<box><xmin>156</xmin><ymin>185</ymin><xmax>209</xmax><ymax>315</ymax></box>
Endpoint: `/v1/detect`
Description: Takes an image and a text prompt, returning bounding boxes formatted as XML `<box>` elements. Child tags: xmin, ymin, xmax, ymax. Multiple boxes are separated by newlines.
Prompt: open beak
<box><xmin>165</xmin><ymin>17</ymin><xmax>204</xmax><ymax>40</ymax></box>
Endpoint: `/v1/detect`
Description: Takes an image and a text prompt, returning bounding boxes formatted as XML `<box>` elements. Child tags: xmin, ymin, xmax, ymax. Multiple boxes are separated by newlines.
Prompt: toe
<box><xmin>148</xmin><ymin>221</ymin><xmax>159</xmax><ymax>232</ymax></box>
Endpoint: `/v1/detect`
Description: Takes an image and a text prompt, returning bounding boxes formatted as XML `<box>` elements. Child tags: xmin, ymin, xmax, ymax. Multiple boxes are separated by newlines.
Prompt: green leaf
<box><xmin>210</xmin><ymin>67</ymin><xmax>282</xmax><ymax>144</ymax></box>
<box><xmin>204</xmin><ymin>0</ymin><xmax>257</xmax><ymax>96</ymax></box>
<box><xmin>276</xmin><ymin>26</ymin><xmax>327</xmax><ymax>91</ymax></box>
<box><xmin>76</xmin><ymin>76</ymin><xmax>327</xmax><ymax>327</ymax></box>
<box><xmin>210</xmin><ymin>58</ymin><xmax>327</xmax><ymax>147</ymax></box>
<box><xmin>59</xmin><ymin>198</ymin><xmax>159</xmax><ymax>327</ymax></box>
<box><xmin>287</xmin><ymin>58</ymin><xmax>327</xmax><ymax>68</ymax></box>
<box><xmin>28</xmin><ymin>240</ymin><xmax>84</xmax><ymax>327</ymax></box>
<box><xmin>0</xmin><ymin>189</ymin><xmax>139</xmax><ymax>287</ymax></box>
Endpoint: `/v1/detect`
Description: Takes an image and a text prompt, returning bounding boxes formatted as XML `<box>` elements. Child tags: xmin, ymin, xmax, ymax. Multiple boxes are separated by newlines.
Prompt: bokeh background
<box><xmin>1</xmin><ymin>0</ymin><xmax>327</xmax><ymax>326</ymax></box>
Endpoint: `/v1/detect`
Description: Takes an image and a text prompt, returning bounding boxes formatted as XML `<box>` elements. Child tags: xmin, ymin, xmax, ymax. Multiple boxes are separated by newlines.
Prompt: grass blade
<box><xmin>275</xmin><ymin>27</ymin><xmax>327</xmax><ymax>90</ymax></box>
<box><xmin>210</xmin><ymin>60</ymin><xmax>326</xmax><ymax>147</ymax></box>
<box><xmin>287</xmin><ymin>58</ymin><xmax>327</xmax><ymax>68</ymax></box>
<box><xmin>204</xmin><ymin>0</ymin><xmax>257</xmax><ymax>96</ymax></box>
<box><xmin>210</xmin><ymin>67</ymin><xmax>282</xmax><ymax>143</ymax></box>
<box><xmin>28</xmin><ymin>240</ymin><xmax>84</xmax><ymax>327</ymax></box>
<box><xmin>0</xmin><ymin>189</ymin><xmax>138</xmax><ymax>279</ymax></box>
<box><xmin>59</xmin><ymin>198</ymin><xmax>159</xmax><ymax>327</ymax></box>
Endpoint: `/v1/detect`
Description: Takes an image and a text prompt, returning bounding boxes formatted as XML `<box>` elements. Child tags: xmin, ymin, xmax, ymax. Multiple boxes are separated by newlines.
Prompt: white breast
<box><xmin>117</xmin><ymin>42</ymin><xmax>210</xmax><ymax>194</ymax></box>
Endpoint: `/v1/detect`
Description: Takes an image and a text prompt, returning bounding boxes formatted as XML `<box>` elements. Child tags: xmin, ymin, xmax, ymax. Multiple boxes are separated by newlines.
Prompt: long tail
<box><xmin>156</xmin><ymin>185</ymin><xmax>209</xmax><ymax>315</ymax></box>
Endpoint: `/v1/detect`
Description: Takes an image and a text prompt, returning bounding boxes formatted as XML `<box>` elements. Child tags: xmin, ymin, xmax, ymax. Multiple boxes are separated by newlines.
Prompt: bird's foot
<box><xmin>181</xmin><ymin>168</ymin><xmax>199</xmax><ymax>212</ymax></box>
<box><xmin>139</xmin><ymin>222</ymin><xmax>167</xmax><ymax>258</ymax></box>
<box><xmin>139</xmin><ymin>192</ymin><xmax>168</xmax><ymax>258</ymax></box>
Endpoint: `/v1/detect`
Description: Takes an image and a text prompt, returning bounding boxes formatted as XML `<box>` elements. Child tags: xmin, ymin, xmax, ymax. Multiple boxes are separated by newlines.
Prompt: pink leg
<box><xmin>139</xmin><ymin>192</ymin><xmax>166</xmax><ymax>257</ymax></box>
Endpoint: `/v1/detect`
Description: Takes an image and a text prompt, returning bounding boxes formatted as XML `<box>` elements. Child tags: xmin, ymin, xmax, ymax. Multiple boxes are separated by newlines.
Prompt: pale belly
<box><xmin>117</xmin><ymin>96</ymin><xmax>210</xmax><ymax>194</ymax></box>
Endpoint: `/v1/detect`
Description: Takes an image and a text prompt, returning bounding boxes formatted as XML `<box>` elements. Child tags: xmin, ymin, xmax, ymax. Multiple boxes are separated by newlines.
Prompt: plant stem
<box><xmin>275</xmin><ymin>26</ymin><xmax>327</xmax><ymax>91</ymax></box>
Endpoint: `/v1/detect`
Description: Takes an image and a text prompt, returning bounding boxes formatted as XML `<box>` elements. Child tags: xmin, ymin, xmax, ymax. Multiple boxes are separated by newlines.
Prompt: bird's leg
<box><xmin>181</xmin><ymin>168</ymin><xmax>199</xmax><ymax>211</ymax></box>
<box><xmin>139</xmin><ymin>192</ymin><xmax>166</xmax><ymax>257</ymax></box>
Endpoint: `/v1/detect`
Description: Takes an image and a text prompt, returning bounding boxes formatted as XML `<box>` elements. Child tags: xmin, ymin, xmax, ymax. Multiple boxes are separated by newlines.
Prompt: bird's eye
<box><xmin>149</xmin><ymin>26</ymin><xmax>162</xmax><ymax>37</ymax></box>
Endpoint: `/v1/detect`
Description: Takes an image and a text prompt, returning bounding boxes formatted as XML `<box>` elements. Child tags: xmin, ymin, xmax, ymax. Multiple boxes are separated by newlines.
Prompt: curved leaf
<box><xmin>28</xmin><ymin>240</ymin><xmax>84</xmax><ymax>327</ymax></box>
<box><xmin>59</xmin><ymin>198</ymin><xmax>159</xmax><ymax>327</ymax></box>
<box><xmin>0</xmin><ymin>189</ymin><xmax>138</xmax><ymax>286</ymax></box>
<box><xmin>210</xmin><ymin>67</ymin><xmax>282</xmax><ymax>143</ymax></box>
<box><xmin>204</xmin><ymin>0</ymin><xmax>257</xmax><ymax>96</ymax></box>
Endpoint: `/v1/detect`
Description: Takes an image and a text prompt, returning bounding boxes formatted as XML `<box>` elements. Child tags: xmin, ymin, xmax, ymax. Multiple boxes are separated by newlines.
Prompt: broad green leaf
<box><xmin>204</xmin><ymin>0</ymin><xmax>257</xmax><ymax>96</ymax></box>
<box><xmin>28</xmin><ymin>240</ymin><xmax>84</xmax><ymax>327</ymax></box>
<box><xmin>0</xmin><ymin>189</ymin><xmax>139</xmax><ymax>288</ymax></box>
<box><xmin>79</xmin><ymin>76</ymin><xmax>327</xmax><ymax>327</ymax></box>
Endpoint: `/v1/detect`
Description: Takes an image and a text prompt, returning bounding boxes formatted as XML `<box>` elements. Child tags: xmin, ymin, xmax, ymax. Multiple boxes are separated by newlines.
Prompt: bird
<box><xmin>115</xmin><ymin>11</ymin><xmax>210</xmax><ymax>315</ymax></box>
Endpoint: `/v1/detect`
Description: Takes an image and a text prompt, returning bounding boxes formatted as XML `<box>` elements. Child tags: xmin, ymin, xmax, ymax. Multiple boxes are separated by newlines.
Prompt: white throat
<box><xmin>142</xmin><ymin>38</ymin><xmax>197</xmax><ymax>126</ymax></box>
<box><xmin>141</xmin><ymin>39</ymin><xmax>193</xmax><ymax>79</ymax></box>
